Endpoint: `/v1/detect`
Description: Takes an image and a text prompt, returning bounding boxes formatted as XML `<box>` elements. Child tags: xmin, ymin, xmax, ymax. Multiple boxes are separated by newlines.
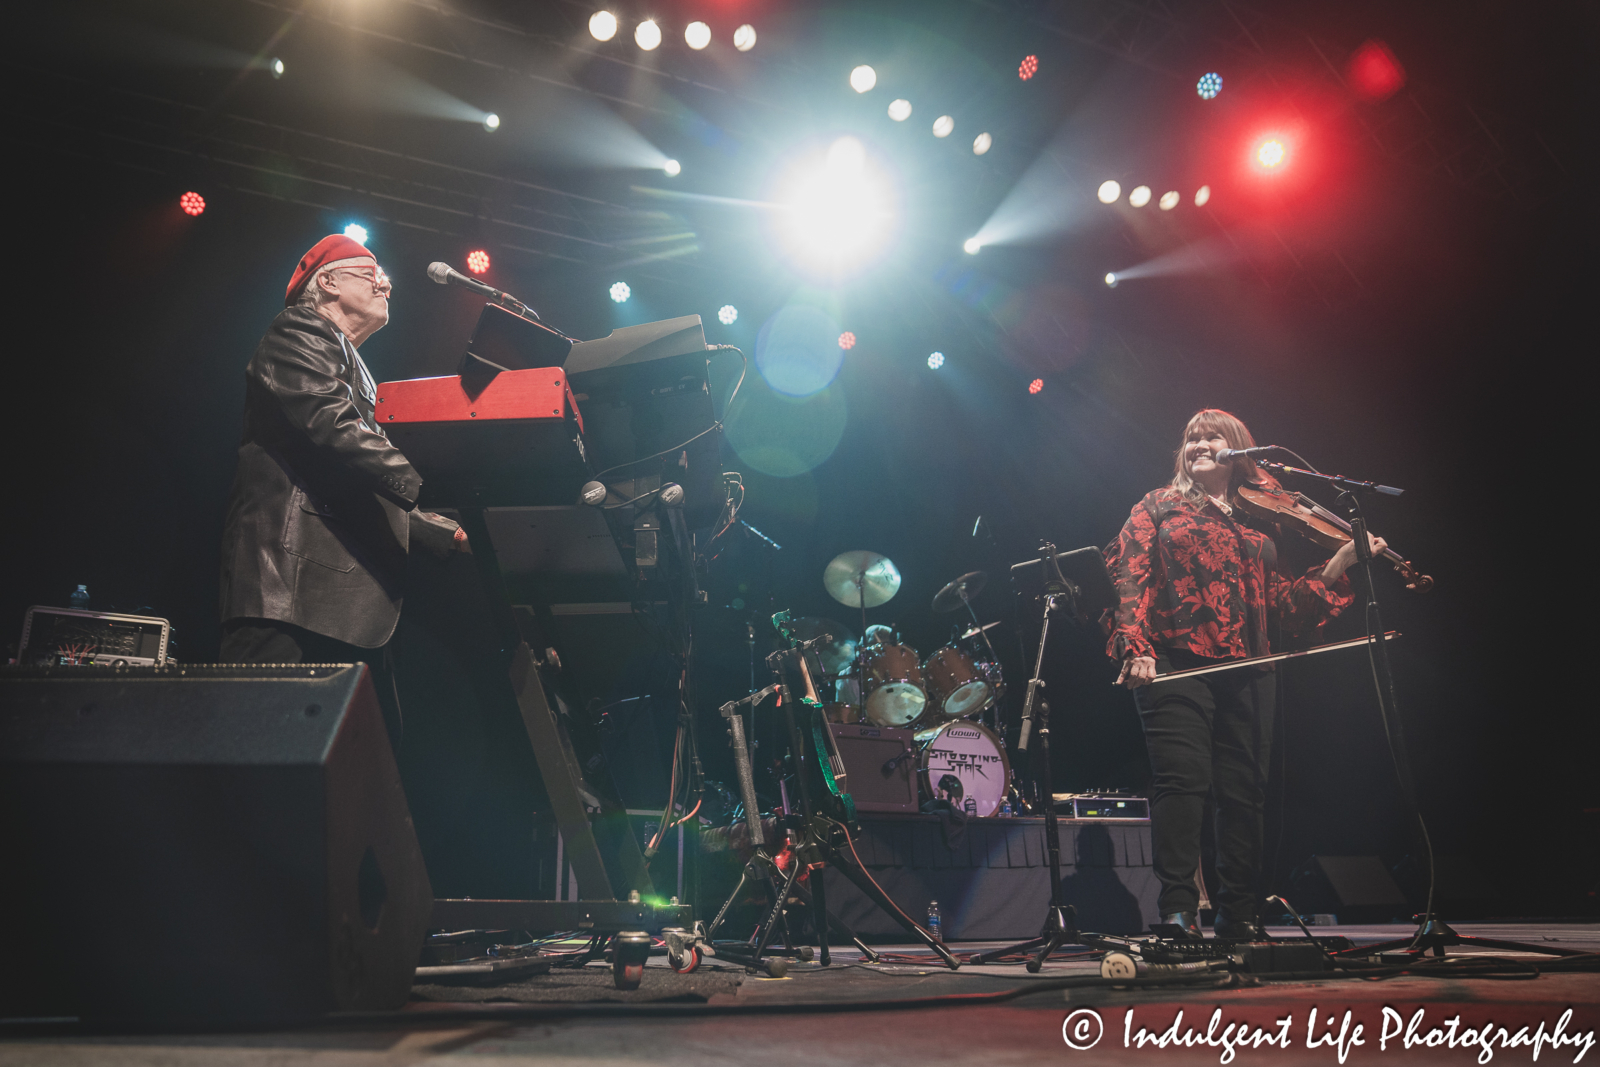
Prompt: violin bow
<box><xmin>1152</xmin><ymin>632</ymin><xmax>1400</xmax><ymax>682</ymax></box>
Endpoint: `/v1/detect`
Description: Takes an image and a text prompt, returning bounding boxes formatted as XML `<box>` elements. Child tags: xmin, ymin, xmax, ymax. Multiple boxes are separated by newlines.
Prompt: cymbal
<box><xmin>823</xmin><ymin>551</ymin><xmax>902</xmax><ymax>609</ymax></box>
<box><xmin>787</xmin><ymin>616</ymin><xmax>858</xmax><ymax>675</ymax></box>
<box><xmin>932</xmin><ymin>570</ymin><xmax>987</xmax><ymax>613</ymax></box>
<box><xmin>960</xmin><ymin>620</ymin><xmax>1003</xmax><ymax>640</ymax></box>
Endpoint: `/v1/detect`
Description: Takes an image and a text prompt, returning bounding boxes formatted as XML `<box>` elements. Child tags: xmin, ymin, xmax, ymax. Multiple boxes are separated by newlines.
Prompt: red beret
<box><xmin>285</xmin><ymin>234</ymin><xmax>376</xmax><ymax>307</ymax></box>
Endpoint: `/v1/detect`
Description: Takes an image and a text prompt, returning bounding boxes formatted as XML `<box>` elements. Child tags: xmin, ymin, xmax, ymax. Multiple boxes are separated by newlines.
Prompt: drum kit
<box><xmin>786</xmin><ymin>550</ymin><xmax>1016</xmax><ymax>817</ymax></box>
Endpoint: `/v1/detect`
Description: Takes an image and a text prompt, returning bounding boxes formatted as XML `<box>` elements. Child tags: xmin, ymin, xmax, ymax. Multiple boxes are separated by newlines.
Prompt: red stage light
<box><xmin>466</xmin><ymin>249</ymin><xmax>490</xmax><ymax>274</ymax></box>
<box><xmin>1028</xmin><ymin>378</ymin><xmax>1043</xmax><ymax>395</ymax></box>
<box><xmin>179</xmin><ymin>191</ymin><xmax>205</xmax><ymax>216</ymax></box>
<box><xmin>1256</xmin><ymin>139</ymin><xmax>1285</xmax><ymax>168</ymax></box>
<box><xmin>838</xmin><ymin>331</ymin><xmax>856</xmax><ymax>350</ymax></box>
<box><xmin>1346</xmin><ymin>39</ymin><xmax>1406</xmax><ymax>102</ymax></box>
<box><xmin>1018</xmin><ymin>55</ymin><xmax>1038</xmax><ymax>81</ymax></box>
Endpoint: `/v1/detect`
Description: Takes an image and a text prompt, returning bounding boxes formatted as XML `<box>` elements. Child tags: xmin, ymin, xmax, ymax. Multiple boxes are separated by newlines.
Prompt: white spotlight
<box><xmin>663</xmin><ymin>159</ymin><xmax>681</xmax><ymax>176</ymax></box>
<box><xmin>610</xmin><ymin>281</ymin><xmax>631</xmax><ymax>303</ymax></box>
<box><xmin>932</xmin><ymin>115</ymin><xmax>954</xmax><ymax>138</ymax></box>
<box><xmin>826</xmin><ymin>136</ymin><xmax>866</xmax><ymax>174</ymax></box>
<box><xmin>928</xmin><ymin>352</ymin><xmax>945</xmax><ymax>369</ymax></box>
<box><xmin>1104</xmin><ymin>273</ymin><xmax>1117</xmax><ymax>288</ymax></box>
<box><xmin>685</xmin><ymin>21</ymin><xmax>711</xmax><ymax>49</ymax></box>
<box><xmin>887</xmin><ymin>98</ymin><xmax>912</xmax><ymax>121</ymax></box>
<box><xmin>344</xmin><ymin>223</ymin><xmax>369</xmax><ymax>244</ymax></box>
<box><xmin>1129</xmin><ymin>185</ymin><xmax>1152</xmax><ymax>207</ymax></box>
<box><xmin>972</xmin><ymin>132</ymin><xmax>992</xmax><ymax>155</ymax></box>
<box><xmin>482</xmin><ymin>112</ymin><xmax>500</xmax><ymax>132</ymax></box>
<box><xmin>733</xmin><ymin>24</ymin><xmax>756</xmax><ymax>51</ymax></box>
<box><xmin>635</xmin><ymin>19</ymin><xmax>661</xmax><ymax>50</ymax></box>
<box><xmin>270</xmin><ymin>57</ymin><xmax>284</xmax><ymax>79</ymax></box>
<box><xmin>1158</xmin><ymin>190</ymin><xmax>1179</xmax><ymax>210</ymax></box>
<box><xmin>589</xmin><ymin>11</ymin><xmax>618</xmax><ymax>41</ymax></box>
<box><xmin>1194</xmin><ymin>184</ymin><xmax>1212</xmax><ymax>207</ymax></box>
<box><xmin>1097</xmin><ymin>180</ymin><xmax>1121</xmax><ymax>204</ymax></box>
<box><xmin>718</xmin><ymin>304</ymin><xmax>738</xmax><ymax>325</ymax></box>
<box><xmin>850</xmin><ymin>65</ymin><xmax>877</xmax><ymax>93</ymax></box>
<box><xmin>963</xmin><ymin>237</ymin><xmax>981</xmax><ymax>255</ymax></box>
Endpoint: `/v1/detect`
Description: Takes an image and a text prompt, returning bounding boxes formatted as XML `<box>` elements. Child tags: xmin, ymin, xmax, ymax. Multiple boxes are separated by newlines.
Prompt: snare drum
<box><xmin>859</xmin><ymin>640</ymin><xmax>926</xmax><ymax>726</ymax></box>
<box><xmin>914</xmin><ymin>720</ymin><xmax>1010</xmax><ymax>817</ymax></box>
<box><xmin>922</xmin><ymin>645</ymin><xmax>994</xmax><ymax>720</ymax></box>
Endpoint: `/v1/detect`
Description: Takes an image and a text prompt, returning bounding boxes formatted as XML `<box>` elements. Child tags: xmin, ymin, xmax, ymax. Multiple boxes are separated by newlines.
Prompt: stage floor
<box><xmin>4</xmin><ymin>922</ymin><xmax>1597</xmax><ymax>1065</ymax></box>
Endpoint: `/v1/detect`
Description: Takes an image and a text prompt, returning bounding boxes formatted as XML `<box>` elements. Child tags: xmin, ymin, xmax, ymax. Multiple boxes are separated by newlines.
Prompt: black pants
<box><xmin>220</xmin><ymin>618</ymin><xmax>403</xmax><ymax>748</ymax></box>
<box><xmin>1136</xmin><ymin>648</ymin><xmax>1276</xmax><ymax>921</ymax></box>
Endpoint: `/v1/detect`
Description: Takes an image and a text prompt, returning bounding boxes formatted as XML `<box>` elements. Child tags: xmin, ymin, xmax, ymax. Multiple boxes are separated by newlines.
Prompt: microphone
<box><xmin>426</xmin><ymin>261</ymin><xmax>539</xmax><ymax>319</ymax></box>
<box><xmin>1215</xmin><ymin>446</ymin><xmax>1277</xmax><ymax>462</ymax></box>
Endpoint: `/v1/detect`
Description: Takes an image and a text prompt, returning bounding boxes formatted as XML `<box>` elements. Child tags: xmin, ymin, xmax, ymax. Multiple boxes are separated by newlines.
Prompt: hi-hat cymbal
<box><xmin>824</xmin><ymin>551</ymin><xmax>902</xmax><ymax>609</ymax></box>
<box><xmin>932</xmin><ymin>570</ymin><xmax>987</xmax><ymax>613</ymax></box>
<box><xmin>787</xmin><ymin>617</ymin><xmax>858</xmax><ymax>675</ymax></box>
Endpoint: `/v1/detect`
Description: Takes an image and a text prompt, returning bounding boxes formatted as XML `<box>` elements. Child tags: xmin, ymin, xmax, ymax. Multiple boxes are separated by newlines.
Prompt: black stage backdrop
<box><xmin>6</xmin><ymin>0</ymin><xmax>1593</xmax><ymax>912</ymax></box>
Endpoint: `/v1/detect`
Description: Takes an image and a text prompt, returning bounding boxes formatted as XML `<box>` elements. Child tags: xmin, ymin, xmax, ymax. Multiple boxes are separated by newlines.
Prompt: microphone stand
<box><xmin>969</xmin><ymin>541</ymin><xmax>1083</xmax><ymax>970</ymax></box>
<box><xmin>1257</xmin><ymin>461</ymin><xmax>1576</xmax><ymax>961</ymax></box>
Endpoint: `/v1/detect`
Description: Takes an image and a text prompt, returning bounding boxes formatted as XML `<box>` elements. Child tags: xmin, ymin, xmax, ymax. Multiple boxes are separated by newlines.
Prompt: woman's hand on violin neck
<box><xmin>1116</xmin><ymin>656</ymin><xmax>1158</xmax><ymax>688</ymax></box>
<box><xmin>1323</xmin><ymin>533</ymin><xmax>1389</xmax><ymax>584</ymax></box>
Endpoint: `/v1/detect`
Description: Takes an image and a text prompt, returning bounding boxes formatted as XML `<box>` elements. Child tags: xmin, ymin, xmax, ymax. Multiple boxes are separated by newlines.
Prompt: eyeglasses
<box><xmin>329</xmin><ymin>266</ymin><xmax>393</xmax><ymax>295</ymax></box>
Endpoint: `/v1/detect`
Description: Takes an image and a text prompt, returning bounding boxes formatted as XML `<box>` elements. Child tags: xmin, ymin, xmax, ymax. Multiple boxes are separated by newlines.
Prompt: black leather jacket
<box><xmin>219</xmin><ymin>306</ymin><xmax>458</xmax><ymax>647</ymax></box>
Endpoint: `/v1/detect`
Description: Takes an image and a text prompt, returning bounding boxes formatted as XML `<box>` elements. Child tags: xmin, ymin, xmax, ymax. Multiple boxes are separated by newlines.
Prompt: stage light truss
<box><xmin>989</xmin><ymin>0</ymin><xmax>1556</xmax><ymax>204</ymax></box>
<box><xmin>23</xmin><ymin>75</ymin><xmax>706</xmax><ymax>279</ymax></box>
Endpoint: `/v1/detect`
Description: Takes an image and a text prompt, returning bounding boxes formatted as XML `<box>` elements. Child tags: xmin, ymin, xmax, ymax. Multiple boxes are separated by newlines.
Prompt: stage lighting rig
<box><xmin>718</xmin><ymin>305</ymin><xmax>738</xmax><ymax>325</ymax></box>
<box><xmin>963</xmin><ymin>237</ymin><xmax>981</xmax><ymax>254</ymax></box>
<box><xmin>1256</xmin><ymin>139</ymin><xmax>1285</xmax><ymax>167</ymax></box>
<box><xmin>180</xmin><ymin>192</ymin><xmax>205</xmax><ymax>216</ymax></box>
<box><xmin>973</xmin><ymin>132</ymin><xmax>992</xmax><ymax>155</ymax></box>
<box><xmin>1195</xmin><ymin>185</ymin><xmax>1211</xmax><ymax>206</ymax></box>
<box><xmin>733</xmin><ymin>24</ymin><xmax>756</xmax><ymax>52</ymax></box>
<box><xmin>663</xmin><ymin>159</ymin><xmax>681</xmax><ymax>176</ymax></box>
<box><xmin>344</xmin><ymin>223</ymin><xmax>369</xmax><ymax>244</ymax></box>
<box><xmin>1018</xmin><ymin>55</ymin><xmax>1038</xmax><ymax>80</ymax></box>
<box><xmin>270</xmin><ymin>58</ymin><xmax>284</xmax><ymax>79</ymax></box>
<box><xmin>888</xmin><ymin>99</ymin><xmax>911</xmax><ymax>121</ymax></box>
<box><xmin>1104</xmin><ymin>273</ymin><xmax>1117</xmax><ymax>288</ymax></box>
<box><xmin>610</xmin><ymin>281</ymin><xmax>631</xmax><ymax>303</ymax></box>
<box><xmin>466</xmin><ymin>250</ymin><xmax>490</xmax><ymax>274</ymax></box>
<box><xmin>685</xmin><ymin>21</ymin><xmax>711</xmax><ymax>50</ymax></box>
<box><xmin>927</xmin><ymin>352</ymin><xmax>945</xmax><ymax>369</ymax></box>
<box><xmin>635</xmin><ymin>20</ymin><xmax>662</xmax><ymax>50</ymax></box>
<box><xmin>1197</xmin><ymin>72</ymin><xmax>1223</xmax><ymax>99</ymax></box>
<box><xmin>1158</xmin><ymin>190</ymin><xmax>1178</xmax><ymax>210</ymax></box>
<box><xmin>1028</xmin><ymin>378</ymin><xmax>1044</xmax><ymax>394</ymax></box>
<box><xmin>850</xmin><ymin>65</ymin><xmax>877</xmax><ymax>93</ymax></box>
<box><xmin>589</xmin><ymin>11</ymin><xmax>618</xmax><ymax>41</ymax></box>
<box><xmin>838</xmin><ymin>332</ymin><xmax>857</xmax><ymax>350</ymax></box>
<box><xmin>932</xmin><ymin>115</ymin><xmax>953</xmax><ymax>138</ymax></box>
<box><xmin>1129</xmin><ymin>185</ymin><xmax>1151</xmax><ymax>207</ymax></box>
<box><xmin>1097</xmin><ymin>180</ymin><xmax>1121</xmax><ymax>204</ymax></box>
<box><xmin>482</xmin><ymin>113</ymin><xmax>500</xmax><ymax>132</ymax></box>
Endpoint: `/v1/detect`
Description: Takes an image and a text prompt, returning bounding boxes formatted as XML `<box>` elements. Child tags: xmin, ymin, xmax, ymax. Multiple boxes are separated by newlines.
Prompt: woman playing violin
<box><xmin>1106</xmin><ymin>408</ymin><xmax>1385</xmax><ymax>940</ymax></box>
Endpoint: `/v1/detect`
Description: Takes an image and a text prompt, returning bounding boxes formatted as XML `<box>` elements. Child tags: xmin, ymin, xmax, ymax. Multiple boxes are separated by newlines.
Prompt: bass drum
<box><xmin>922</xmin><ymin>646</ymin><xmax>993</xmax><ymax>720</ymax></box>
<box><xmin>914</xmin><ymin>721</ymin><xmax>1011</xmax><ymax>817</ymax></box>
<box><xmin>860</xmin><ymin>640</ymin><xmax>926</xmax><ymax>726</ymax></box>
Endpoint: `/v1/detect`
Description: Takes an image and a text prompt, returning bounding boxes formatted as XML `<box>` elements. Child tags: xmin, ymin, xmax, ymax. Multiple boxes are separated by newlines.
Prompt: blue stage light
<box><xmin>1197</xmin><ymin>72</ymin><xmax>1223</xmax><ymax>99</ymax></box>
<box><xmin>610</xmin><ymin>281</ymin><xmax>631</xmax><ymax>303</ymax></box>
<box><xmin>927</xmin><ymin>352</ymin><xmax>945</xmax><ymax>369</ymax></box>
<box><xmin>718</xmin><ymin>305</ymin><xmax>738</xmax><ymax>325</ymax></box>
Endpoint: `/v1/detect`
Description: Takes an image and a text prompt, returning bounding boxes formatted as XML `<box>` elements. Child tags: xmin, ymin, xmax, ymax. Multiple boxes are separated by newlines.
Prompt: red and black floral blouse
<box><xmin>1105</xmin><ymin>487</ymin><xmax>1353</xmax><ymax>663</ymax></box>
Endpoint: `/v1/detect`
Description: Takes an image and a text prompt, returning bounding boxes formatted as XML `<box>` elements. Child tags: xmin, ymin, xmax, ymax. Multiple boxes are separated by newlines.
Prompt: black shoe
<box><xmin>1157</xmin><ymin>911</ymin><xmax>1204</xmax><ymax>940</ymax></box>
<box><xmin>1214</xmin><ymin>917</ymin><xmax>1268</xmax><ymax>941</ymax></box>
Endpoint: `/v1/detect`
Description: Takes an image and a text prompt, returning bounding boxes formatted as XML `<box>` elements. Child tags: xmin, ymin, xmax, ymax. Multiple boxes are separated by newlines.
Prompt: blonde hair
<box><xmin>1170</xmin><ymin>408</ymin><xmax>1278</xmax><ymax>506</ymax></box>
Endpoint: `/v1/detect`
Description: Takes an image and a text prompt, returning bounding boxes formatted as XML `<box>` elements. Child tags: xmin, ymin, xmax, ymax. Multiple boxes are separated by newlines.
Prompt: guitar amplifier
<box><xmin>827</xmin><ymin>723</ymin><xmax>918</xmax><ymax>814</ymax></box>
<box><xmin>18</xmin><ymin>606</ymin><xmax>170</xmax><ymax>667</ymax></box>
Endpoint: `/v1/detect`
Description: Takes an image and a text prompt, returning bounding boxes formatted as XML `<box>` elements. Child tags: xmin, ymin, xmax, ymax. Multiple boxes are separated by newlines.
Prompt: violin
<box><xmin>1235</xmin><ymin>482</ymin><xmax>1433</xmax><ymax>592</ymax></box>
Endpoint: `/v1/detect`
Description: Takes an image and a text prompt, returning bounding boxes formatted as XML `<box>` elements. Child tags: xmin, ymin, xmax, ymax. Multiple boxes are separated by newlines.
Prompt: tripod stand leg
<box><xmin>789</xmin><ymin>880</ymin><xmax>877</xmax><ymax>963</ymax></box>
<box><xmin>806</xmin><ymin>870</ymin><xmax>831</xmax><ymax>966</ymax></box>
<box><xmin>826</xmin><ymin>846</ymin><xmax>959</xmax><ymax>969</ymax></box>
<box><xmin>749</xmin><ymin>859</ymin><xmax>803</xmax><ymax>968</ymax></box>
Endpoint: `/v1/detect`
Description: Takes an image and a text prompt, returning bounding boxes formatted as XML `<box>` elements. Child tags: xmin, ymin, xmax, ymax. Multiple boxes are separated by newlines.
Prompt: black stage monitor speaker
<box><xmin>1290</xmin><ymin>854</ymin><xmax>1410</xmax><ymax>922</ymax></box>
<box><xmin>0</xmin><ymin>664</ymin><xmax>433</xmax><ymax>1023</ymax></box>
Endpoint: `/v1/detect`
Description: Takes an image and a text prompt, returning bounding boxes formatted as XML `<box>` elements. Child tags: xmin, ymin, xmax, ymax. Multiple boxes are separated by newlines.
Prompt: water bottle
<box><xmin>963</xmin><ymin>796</ymin><xmax>978</xmax><ymax>817</ymax></box>
<box><xmin>926</xmin><ymin>900</ymin><xmax>942</xmax><ymax>942</ymax></box>
<box><xmin>1000</xmin><ymin>799</ymin><xmax>1014</xmax><ymax>818</ymax></box>
<box><xmin>70</xmin><ymin>584</ymin><xmax>90</xmax><ymax>611</ymax></box>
